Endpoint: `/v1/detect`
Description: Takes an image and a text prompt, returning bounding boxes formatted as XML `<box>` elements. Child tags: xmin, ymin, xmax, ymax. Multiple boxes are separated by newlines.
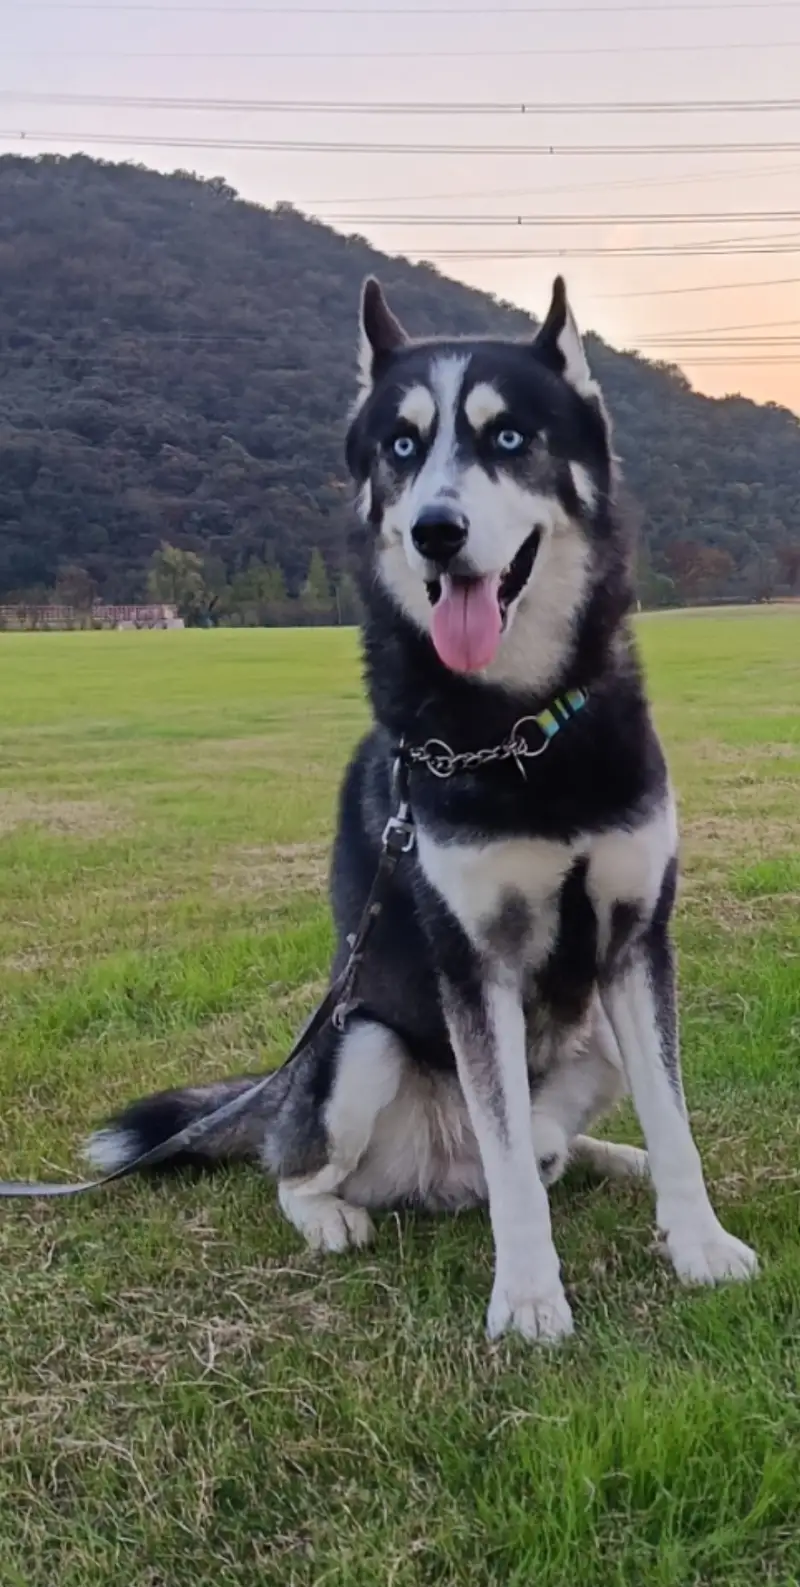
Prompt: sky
<box><xmin>2</xmin><ymin>0</ymin><xmax>800</xmax><ymax>414</ymax></box>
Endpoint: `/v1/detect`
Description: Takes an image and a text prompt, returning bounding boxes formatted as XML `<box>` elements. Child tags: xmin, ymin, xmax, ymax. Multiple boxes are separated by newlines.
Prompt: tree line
<box><xmin>146</xmin><ymin>541</ymin><xmax>362</xmax><ymax>627</ymax></box>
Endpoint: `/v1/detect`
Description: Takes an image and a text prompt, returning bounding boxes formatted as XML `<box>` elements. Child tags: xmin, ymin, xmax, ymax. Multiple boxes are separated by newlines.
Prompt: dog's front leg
<box><xmin>602</xmin><ymin>925</ymin><xmax>758</xmax><ymax>1286</ymax></box>
<box><xmin>442</xmin><ymin>970</ymin><xmax>574</xmax><ymax>1343</ymax></box>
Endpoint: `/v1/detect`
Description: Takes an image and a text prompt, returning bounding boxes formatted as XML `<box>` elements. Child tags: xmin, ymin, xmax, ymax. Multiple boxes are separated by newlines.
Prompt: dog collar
<box><xmin>401</xmin><ymin>687</ymin><xmax>588</xmax><ymax>781</ymax></box>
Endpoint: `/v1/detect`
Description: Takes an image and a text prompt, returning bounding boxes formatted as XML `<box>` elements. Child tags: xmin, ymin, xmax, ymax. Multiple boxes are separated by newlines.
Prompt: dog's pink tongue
<box><xmin>430</xmin><ymin>576</ymin><xmax>503</xmax><ymax>673</ymax></box>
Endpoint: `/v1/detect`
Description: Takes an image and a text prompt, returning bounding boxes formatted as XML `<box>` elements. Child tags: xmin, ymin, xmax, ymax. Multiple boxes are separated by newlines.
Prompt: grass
<box><xmin>1</xmin><ymin>612</ymin><xmax>799</xmax><ymax>1586</ymax></box>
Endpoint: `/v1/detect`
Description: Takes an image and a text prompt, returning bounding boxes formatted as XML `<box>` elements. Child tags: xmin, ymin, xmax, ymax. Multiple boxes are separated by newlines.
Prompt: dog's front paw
<box><xmin>486</xmin><ymin>1281</ymin><xmax>574</xmax><ymax>1344</ymax></box>
<box><xmin>664</xmin><ymin>1220</ymin><xmax>759</xmax><ymax>1287</ymax></box>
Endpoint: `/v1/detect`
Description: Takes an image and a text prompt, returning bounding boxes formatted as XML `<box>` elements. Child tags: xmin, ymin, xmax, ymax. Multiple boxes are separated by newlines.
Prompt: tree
<box><xmin>333</xmin><ymin>570</ymin><xmax>363</xmax><ymax>625</ymax></box>
<box><xmin>54</xmin><ymin>562</ymin><xmax>96</xmax><ymax>616</ymax></box>
<box><xmin>222</xmin><ymin>559</ymin><xmax>291</xmax><ymax>625</ymax></box>
<box><xmin>146</xmin><ymin>541</ymin><xmax>209</xmax><ymax>623</ymax></box>
<box><xmin>664</xmin><ymin>541</ymin><xmax>735</xmax><ymax>602</ymax></box>
<box><xmin>261</xmin><ymin>562</ymin><xmax>289</xmax><ymax>606</ymax></box>
<box><xmin>300</xmin><ymin>548</ymin><xmax>333</xmax><ymax>620</ymax></box>
<box><xmin>777</xmin><ymin>544</ymin><xmax>800</xmax><ymax>592</ymax></box>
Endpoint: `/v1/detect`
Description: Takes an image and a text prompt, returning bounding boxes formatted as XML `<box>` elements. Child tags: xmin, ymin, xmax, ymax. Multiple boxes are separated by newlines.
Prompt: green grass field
<box><xmin>1</xmin><ymin>612</ymin><xmax>799</xmax><ymax>1587</ymax></box>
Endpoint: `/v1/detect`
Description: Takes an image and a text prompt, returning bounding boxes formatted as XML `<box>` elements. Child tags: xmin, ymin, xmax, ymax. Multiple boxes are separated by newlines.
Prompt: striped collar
<box><xmin>401</xmin><ymin>687</ymin><xmax>588</xmax><ymax>780</ymax></box>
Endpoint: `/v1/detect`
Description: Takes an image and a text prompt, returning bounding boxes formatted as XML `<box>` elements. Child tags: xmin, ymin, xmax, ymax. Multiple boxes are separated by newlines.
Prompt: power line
<box><xmin>7</xmin><ymin>321</ymin><xmax>796</xmax><ymax>347</ymax></box>
<box><xmin>420</xmin><ymin>243</ymin><xmax>800</xmax><ymax>254</ymax></box>
<box><xmin>6</xmin><ymin>323</ymin><xmax>797</xmax><ymax>366</ymax></box>
<box><xmin>633</xmin><ymin>317</ymin><xmax>800</xmax><ymax>334</ymax></box>
<box><xmin>599</xmin><ymin>273</ymin><xmax>800</xmax><ymax>297</ymax></box>
<box><xmin>632</xmin><ymin>335</ymin><xmax>800</xmax><ymax>346</ymax></box>
<box><xmin>639</xmin><ymin>355</ymin><xmax>800</xmax><ymax>364</ymax></box>
<box><xmin>8</xmin><ymin>91</ymin><xmax>800</xmax><ymax>115</ymax></box>
<box><xmin>6</xmin><ymin>130</ymin><xmax>800</xmax><ymax>156</ymax></box>
<box><xmin>13</xmin><ymin>2</ymin><xmax>800</xmax><ymax>13</ymax></box>
<box><xmin>304</xmin><ymin>163</ymin><xmax>800</xmax><ymax>209</ymax></box>
<box><xmin>10</xmin><ymin>41</ymin><xmax>800</xmax><ymax>59</ymax></box>
<box><xmin>316</xmin><ymin>210</ymin><xmax>800</xmax><ymax>225</ymax></box>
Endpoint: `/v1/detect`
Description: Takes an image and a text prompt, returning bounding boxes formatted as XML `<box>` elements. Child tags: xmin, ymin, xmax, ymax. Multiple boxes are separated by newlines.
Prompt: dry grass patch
<box><xmin>680</xmin><ymin>884</ymin><xmax>800</xmax><ymax>933</ymax></box>
<box><xmin>186</xmin><ymin>733</ymin><xmax>347</xmax><ymax>775</ymax></box>
<box><xmin>1</xmin><ymin>947</ymin><xmax>52</xmax><ymax>974</ymax></box>
<box><xmin>212</xmin><ymin>841</ymin><xmax>328</xmax><ymax>900</ymax></box>
<box><xmin>681</xmin><ymin>814</ymin><xmax>797</xmax><ymax>882</ymax></box>
<box><xmin>0</xmin><ymin>793</ymin><xmax>128</xmax><ymax>839</ymax></box>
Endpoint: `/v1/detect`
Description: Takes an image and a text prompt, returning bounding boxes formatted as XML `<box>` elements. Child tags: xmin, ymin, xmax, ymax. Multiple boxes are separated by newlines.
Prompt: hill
<box><xmin>0</xmin><ymin>152</ymin><xmax>798</xmax><ymax>615</ymax></box>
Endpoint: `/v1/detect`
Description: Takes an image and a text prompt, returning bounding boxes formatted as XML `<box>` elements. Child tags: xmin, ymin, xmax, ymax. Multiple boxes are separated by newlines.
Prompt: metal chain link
<box><xmin>404</xmin><ymin>716</ymin><xmax>551</xmax><ymax>780</ymax></box>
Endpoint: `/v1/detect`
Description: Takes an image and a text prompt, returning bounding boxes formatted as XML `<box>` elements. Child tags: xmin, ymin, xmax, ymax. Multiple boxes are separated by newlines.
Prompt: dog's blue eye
<box><xmin>495</xmin><ymin>428</ymin><xmax>525</xmax><ymax>453</ymax></box>
<box><xmin>392</xmin><ymin>435</ymin><xmax>417</xmax><ymax>460</ymax></box>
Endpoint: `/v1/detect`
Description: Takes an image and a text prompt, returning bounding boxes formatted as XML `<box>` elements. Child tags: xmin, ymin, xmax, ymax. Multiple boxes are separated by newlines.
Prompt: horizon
<box><xmin>2</xmin><ymin>0</ymin><xmax>800</xmax><ymax>416</ymax></box>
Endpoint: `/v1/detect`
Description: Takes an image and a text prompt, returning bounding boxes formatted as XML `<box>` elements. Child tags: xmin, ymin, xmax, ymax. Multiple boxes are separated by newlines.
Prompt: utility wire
<box><xmin>5</xmin><ymin>130</ymin><xmax>800</xmax><ymax>156</ymax></box>
<box><xmin>411</xmin><ymin>237</ymin><xmax>800</xmax><ymax>255</ymax></box>
<box><xmin>632</xmin><ymin>317</ymin><xmax>800</xmax><ymax>334</ymax></box>
<box><xmin>7</xmin><ymin>90</ymin><xmax>800</xmax><ymax>115</ymax></box>
<box><xmin>633</xmin><ymin>355</ymin><xmax>800</xmax><ymax>363</ymax></box>
<box><xmin>13</xmin><ymin>2</ymin><xmax>800</xmax><ymax>15</ymax></box>
<box><xmin>316</xmin><ymin>211</ymin><xmax>800</xmax><ymax>225</ymax></box>
<box><xmin>11</xmin><ymin>41</ymin><xmax>800</xmax><ymax>59</ymax></box>
<box><xmin>303</xmin><ymin>163</ymin><xmax>800</xmax><ymax>208</ymax></box>
<box><xmin>598</xmin><ymin>273</ymin><xmax>800</xmax><ymax>297</ymax></box>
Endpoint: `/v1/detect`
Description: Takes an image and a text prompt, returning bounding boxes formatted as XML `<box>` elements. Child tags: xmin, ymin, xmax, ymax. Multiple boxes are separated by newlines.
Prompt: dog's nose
<box><xmin>411</xmin><ymin>504</ymin><xmax>469</xmax><ymax>568</ymax></box>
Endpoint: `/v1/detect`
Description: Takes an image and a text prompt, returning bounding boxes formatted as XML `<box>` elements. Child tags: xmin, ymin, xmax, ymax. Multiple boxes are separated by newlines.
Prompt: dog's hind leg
<box><xmin>568</xmin><ymin>1135</ymin><xmax>648</xmax><ymax>1181</ymax></box>
<box><xmin>529</xmin><ymin>1009</ymin><xmax>632</xmax><ymax>1187</ymax></box>
<box><xmin>562</xmin><ymin>1013</ymin><xmax>648</xmax><ymax>1182</ymax></box>
<box><xmin>275</xmin><ymin>1018</ymin><xmax>404</xmax><ymax>1253</ymax></box>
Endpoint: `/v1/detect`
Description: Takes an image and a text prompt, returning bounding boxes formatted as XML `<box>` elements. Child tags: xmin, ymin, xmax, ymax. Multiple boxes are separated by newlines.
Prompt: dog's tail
<box><xmin>83</xmin><ymin>1072</ymin><xmax>278</xmax><ymax>1178</ymax></box>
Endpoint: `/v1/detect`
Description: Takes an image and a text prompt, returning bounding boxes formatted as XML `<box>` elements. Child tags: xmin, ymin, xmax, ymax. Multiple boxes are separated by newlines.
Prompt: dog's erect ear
<box><xmin>533</xmin><ymin>276</ymin><xmax>597</xmax><ymax>398</ymax></box>
<box><xmin>358</xmin><ymin>277</ymin><xmax>408</xmax><ymax>390</ymax></box>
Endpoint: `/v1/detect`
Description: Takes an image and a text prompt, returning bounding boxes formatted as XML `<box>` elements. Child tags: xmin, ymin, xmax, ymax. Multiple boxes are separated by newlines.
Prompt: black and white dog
<box><xmin>87</xmin><ymin>277</ymin><xmax>758</xmax><ymax>1342</ymax></box>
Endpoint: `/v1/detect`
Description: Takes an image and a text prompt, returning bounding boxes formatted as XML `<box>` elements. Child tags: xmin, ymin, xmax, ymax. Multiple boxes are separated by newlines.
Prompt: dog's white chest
<box><xmin>416</xmin><ymin>830</ymin><xmax>575</xmax><ymax>965</ymax></box>
<box><xmin>415</xmin><ymin>799</ymin><xmax>677</xmax><ymax>967</ymax></box>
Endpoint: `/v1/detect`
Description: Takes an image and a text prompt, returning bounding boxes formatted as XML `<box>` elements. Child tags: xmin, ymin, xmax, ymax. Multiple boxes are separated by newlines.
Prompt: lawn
<box><xmin>1</xmin><ymin>612</ymin><xmax>799</xmax><ymax>1587</ymax></box>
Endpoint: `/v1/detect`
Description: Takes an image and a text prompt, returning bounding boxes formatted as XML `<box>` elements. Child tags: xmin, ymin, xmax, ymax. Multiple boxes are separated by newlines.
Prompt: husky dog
<box><xmin>86</xmin><ymin>277</ymin><xmax>758</xmax><ymax>1342</ymax></box>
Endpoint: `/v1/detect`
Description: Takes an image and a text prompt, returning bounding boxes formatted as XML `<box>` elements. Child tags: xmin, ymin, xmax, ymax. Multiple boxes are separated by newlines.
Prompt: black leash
<box><xmin>0</xmin><ymin>690</ymin><xmax>586</xmax><ymax>1202</ymax></box>
<box><xmin>0</xmin><ymin>761</ymin><xmax>416</xmax><ymax>1200</ymax></box>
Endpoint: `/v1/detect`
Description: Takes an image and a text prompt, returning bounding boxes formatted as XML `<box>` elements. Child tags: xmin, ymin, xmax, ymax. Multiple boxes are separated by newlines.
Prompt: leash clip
<box><xmin>381</xmin><ymin>802</ymin><xmax>416</xmax><ymax>855</ymax></box>
<box><xmin>509</xmin><ymin>716</ymin><xmax>550</xmax><ymax>779</ymax></box>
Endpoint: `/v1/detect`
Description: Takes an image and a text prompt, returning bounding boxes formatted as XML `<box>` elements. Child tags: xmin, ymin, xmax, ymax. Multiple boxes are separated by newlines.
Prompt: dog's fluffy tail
<box><xmin>84</xmin><ymin>1074</ymin><xmax>274</xmax><ymax>1178</ymax></box>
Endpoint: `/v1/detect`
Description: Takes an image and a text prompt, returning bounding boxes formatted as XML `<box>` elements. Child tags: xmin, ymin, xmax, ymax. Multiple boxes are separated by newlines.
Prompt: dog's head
<box><xmin>345</xmin><ymin>276</ymin><xmax>620</xmax><ymax>690</ymax></box>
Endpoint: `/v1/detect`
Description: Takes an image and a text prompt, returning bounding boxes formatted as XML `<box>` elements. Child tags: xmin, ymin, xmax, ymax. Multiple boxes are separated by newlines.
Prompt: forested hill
<box><xmin>1</xmin><ymin>152</ymin><xmax>798</xmax><ymax>610</ymax></box>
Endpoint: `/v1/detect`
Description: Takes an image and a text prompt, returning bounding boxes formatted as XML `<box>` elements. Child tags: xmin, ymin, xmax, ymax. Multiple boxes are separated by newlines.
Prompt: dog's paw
<box><xmin>486</xmin><ymin>1282</ymin><xmax>574</xmax><ymax>1345</ymax></box>
<box><xmin>278</xmin><ymin>1188</ymin><xmax>375</xmax><ymax>1254</ymax></box>
<box><xmin>530</xmin><ymin>1113</ymin><xmax>569</xmax><ymax>1188</ymax></box>
<box><xmin>665</xmin><ymin>1221</ymin><xmax>759</xmax><ymax>1287</ymax></box>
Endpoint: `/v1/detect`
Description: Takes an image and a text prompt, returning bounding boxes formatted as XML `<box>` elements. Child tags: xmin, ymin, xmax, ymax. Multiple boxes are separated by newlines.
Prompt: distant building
<box><xmin>0</xmin><ymin>602</ymin><xmax>182</xmax><ymax>631</ymax></box>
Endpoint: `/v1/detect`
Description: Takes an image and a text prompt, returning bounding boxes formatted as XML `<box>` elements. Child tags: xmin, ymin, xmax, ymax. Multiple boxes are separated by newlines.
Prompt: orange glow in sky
<box><xmin>3</xmin><ymin>0</ymin><xmax>799</xmax><ymax>414</ymax></box>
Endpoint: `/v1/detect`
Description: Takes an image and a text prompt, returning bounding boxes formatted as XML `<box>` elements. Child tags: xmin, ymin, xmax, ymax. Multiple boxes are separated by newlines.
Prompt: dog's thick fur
<box><xmin>87</xmin><ymin>277</ymin><xmax>757</xmax><ymax>1342</ymax></box>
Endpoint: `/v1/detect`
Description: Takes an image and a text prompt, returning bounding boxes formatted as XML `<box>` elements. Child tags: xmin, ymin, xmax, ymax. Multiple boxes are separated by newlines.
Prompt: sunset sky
<box><xmin>3</xmin><ymin>0</ymin><xmax>800</xmax><ymax>413</ymax></box>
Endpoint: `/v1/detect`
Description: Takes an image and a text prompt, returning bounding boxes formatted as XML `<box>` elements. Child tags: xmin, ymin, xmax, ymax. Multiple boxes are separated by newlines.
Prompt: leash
<box><xmin>0</xmin><ymin>762</ymin><xmax>416</xmax><ymax>1200</ymax></box>
<box><xmin>0</xmin><ymin>691</ymin><xmax>586</xmax><ymax>1201</ymax></box>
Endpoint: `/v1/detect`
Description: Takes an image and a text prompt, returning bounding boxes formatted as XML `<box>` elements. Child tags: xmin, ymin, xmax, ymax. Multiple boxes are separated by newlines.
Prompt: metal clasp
<box><xmin>381</xmin><ymin>802</ymin><xmax>416</xmax><ymax>854</ymax></box>
<box><xmin>509</xmin><ymin>716</ymin><xmax>550</xmax><ymax>779</ymax></box>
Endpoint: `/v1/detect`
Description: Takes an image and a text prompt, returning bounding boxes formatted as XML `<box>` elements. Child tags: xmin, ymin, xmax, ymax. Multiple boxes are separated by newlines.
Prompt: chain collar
<box><xmin>400</xmin><ymin>687</ymin><xmax>589</xmax><ymax>781</ymax></box>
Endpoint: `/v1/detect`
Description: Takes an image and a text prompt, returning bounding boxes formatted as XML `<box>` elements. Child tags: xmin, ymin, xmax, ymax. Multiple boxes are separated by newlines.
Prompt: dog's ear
<box><xmin>358</xmin><ymin>277</ymin><xmax>408</xmax><ymax>390</ymax></box>
<box><xmin>533</xmin><ymin>276</ymin><xmax>598</xmax><ymax>399</ymax></box>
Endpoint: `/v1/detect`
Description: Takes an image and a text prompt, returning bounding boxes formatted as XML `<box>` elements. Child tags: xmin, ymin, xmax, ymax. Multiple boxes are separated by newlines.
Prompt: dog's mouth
<box><xmin>424</xmin><ymin>529</ymin><xmax>541</xmax><ymax>674</ymax></box>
